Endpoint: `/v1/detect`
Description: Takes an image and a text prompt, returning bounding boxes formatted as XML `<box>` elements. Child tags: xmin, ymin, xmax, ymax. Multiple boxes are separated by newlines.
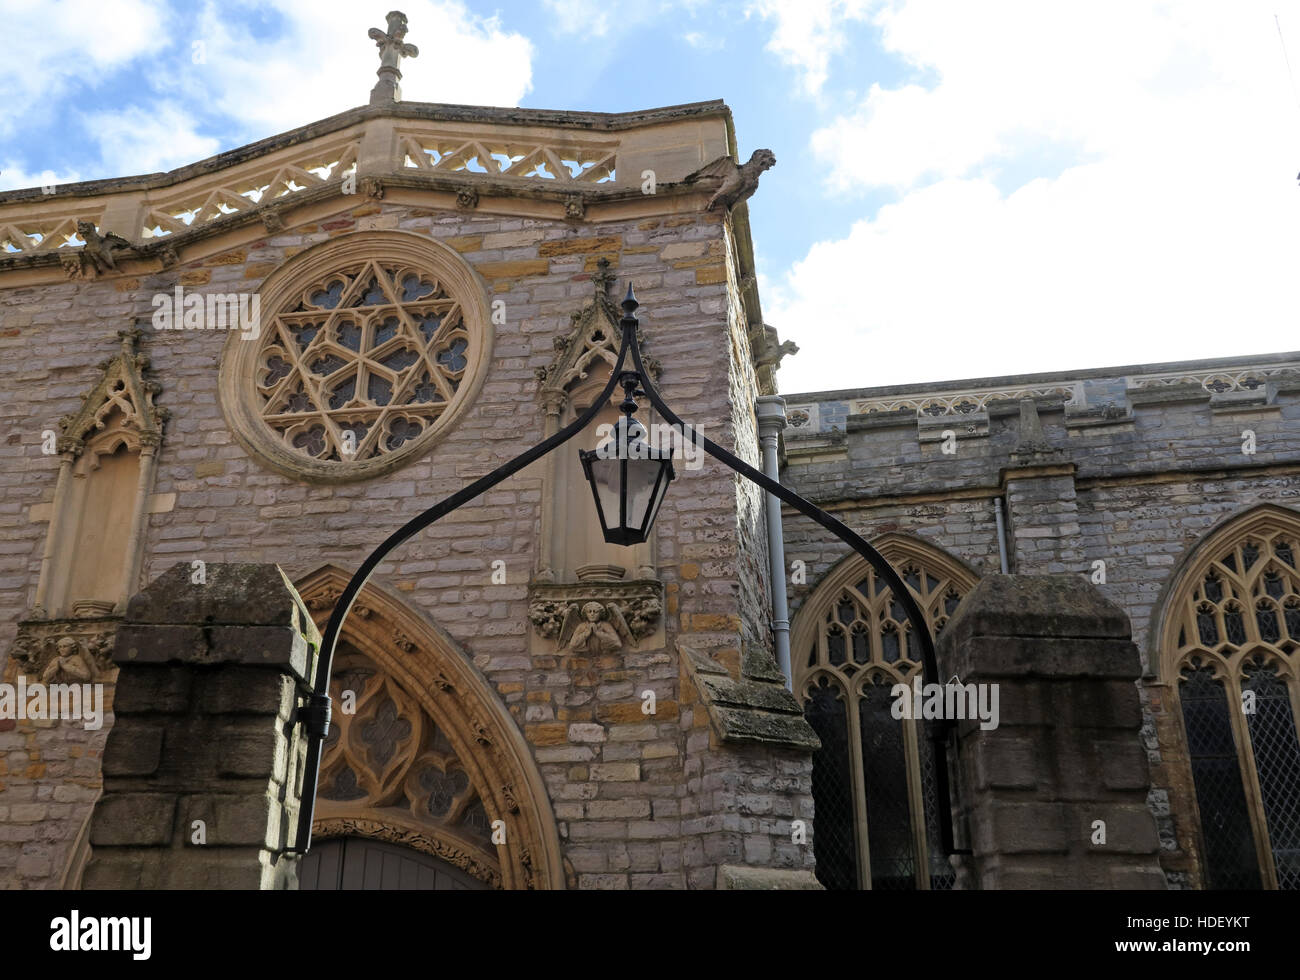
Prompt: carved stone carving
<box><xmin>59</xmin><ymin>251</ymin><xmax>85</xmax><ymax>280</ymax></box>
<box><xmin>259</xmin><ymin>207</ymin><xmax>285</xmax><ymax>233</ymax></box>
<box><xmin>456</xmin><ymin>186</ymin><xmax>479</xmax><ymax>210</ymax></box>
<box><xmin>157</xmin><ymin>244</ymin><xmax>180</xmax><ymax>269</ymax></box>
<box><xmin>10</xmin><ymin>619</ymin><xmax>118</xmax><ymax>683</ymax></box>
<box><xmin>591</xmin><ymin>255</ymin><xmax>617</xmax><ymax>295</ymax></box>
<box><xmin>528</xmin><ymin>580</ymin><xmax>663</xmax><ymax>650</ymax></box>
<box><xmin>360</xmin><ymin>175</ymin><xmax>385</xmax><ymax>200</ymax></box>
<box><xmin>564</xmin><ymin>195</ymin><xmax>585</xmax><ymax>219</ymax></box>
<box><xmin>75</xmin><ymin>220</ymin><xmax>134</xmax><ymax>274</ymax></box>
<box><xmin>368</xmin><ymin>10</ymin><xmax>419</xmax><ymax>105</ymax></box>
<box><xmin>304</xmin><ymin>585</ymin><xmax>372</xmax><ymax>621</ymax></box>
<box><xmin>56</xmin><ymin>327</ymin><xmax>167</xmax><ymax>460</ymax></box>
<box><xmin>683</xmin><ymin>149</ymin><xmax>776</xmax><ymax>212</ymax></box>
<box><xmin>559</xmin><ymin>601</ymin><xmax>632</xmax><ymax>653</ymax></box>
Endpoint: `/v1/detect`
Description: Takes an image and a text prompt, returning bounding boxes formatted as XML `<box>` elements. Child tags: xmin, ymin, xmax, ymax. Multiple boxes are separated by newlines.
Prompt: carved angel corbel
<box><xmin>41</xmin><ymin>636</ymin><xmax>93</xmax><ymax>683</ymax></box>
<box><xmin>558</xmin><ymin>601</ymin><xmax>633</xmax><ymax>654</ymax></box>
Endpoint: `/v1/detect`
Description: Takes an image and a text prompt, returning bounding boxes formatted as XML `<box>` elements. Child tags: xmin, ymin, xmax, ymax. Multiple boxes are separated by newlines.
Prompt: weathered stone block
<box><xmin>101</xmin><ymin>721</ymin><xmax>165</xmax><ymax>777</ymax></box>
<box><xmin>89</xmin><ymin>793</ymin><xmax>177</xmax><ymax>846</ymax></box>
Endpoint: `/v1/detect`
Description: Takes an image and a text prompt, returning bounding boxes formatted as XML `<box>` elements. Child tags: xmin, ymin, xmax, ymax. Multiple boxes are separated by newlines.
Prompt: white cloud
<box><xmin>0</xmin><ymin>164</ymin><xmax>83</xmax><ymax>194</ymax></box>
<box><xmin>768</xmin><ymin>0</ymin><xmax>1300</xmax><ymax>393</ymax></box>
<box><xmin>81</xmin><ymin>103</ymin><xmax>221</xmax><ymax>177</ymax></box>
<box><xmin>747</xmin><ymin>0</ymin><xmax>876</xmax><ymax>95</ymax></box>
<box><xmin>0</xmin><ymin>0</ymin><xmax>168</xmax><ymax>134</ymax></box>
<box><xmin>186</xmin><ymin>0</ymin><xmax>535</xmax><ymax>137</ymax></box>
<box><xmin>543</xmin><ymin>0</ymin><xmax>613</xmax><ymax>37</ymax></box>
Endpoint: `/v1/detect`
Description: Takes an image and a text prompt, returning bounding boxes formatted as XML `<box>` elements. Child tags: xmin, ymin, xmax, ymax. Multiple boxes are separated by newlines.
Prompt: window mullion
<box><xmin>1227</xmin><ymin>673</ymin><xmax>1279</xmax><ymax>889</ymax></box>
<box><xmin>844</xmin><ymin>677</ymin><xmax>872</xmax><ymax>889</ymax></box>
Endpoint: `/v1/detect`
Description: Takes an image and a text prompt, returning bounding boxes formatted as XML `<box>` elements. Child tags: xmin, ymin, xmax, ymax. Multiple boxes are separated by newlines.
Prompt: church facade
<box><xmin>0</xmin><ymin>63</ymin><xmax>1296</xmax><ymax>889</ymax></box>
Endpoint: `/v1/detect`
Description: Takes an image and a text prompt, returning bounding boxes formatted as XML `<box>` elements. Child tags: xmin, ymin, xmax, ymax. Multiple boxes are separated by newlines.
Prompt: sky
<box><xmin>1</xmin><ymin>0</ymin><xmax>1298</xmax><ymax>394</ymax></box>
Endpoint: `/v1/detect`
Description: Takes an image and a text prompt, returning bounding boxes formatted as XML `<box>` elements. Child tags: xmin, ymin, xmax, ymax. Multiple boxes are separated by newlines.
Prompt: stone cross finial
<box><xmin>593</xmin><ymin>256</ymin><xmax>616</xmax><ymax>297</ymax></box>
<box><xmin>368</xmin><ymin>10</ymin><xmax>419</xmax><ymax>105</ymax></box>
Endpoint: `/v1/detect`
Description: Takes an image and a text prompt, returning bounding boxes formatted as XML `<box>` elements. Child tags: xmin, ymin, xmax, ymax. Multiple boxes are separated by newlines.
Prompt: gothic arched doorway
<box><xmin>295</xmin><ymin>566</ymin><xmax>565</xmax><ymax>890</ymax></box>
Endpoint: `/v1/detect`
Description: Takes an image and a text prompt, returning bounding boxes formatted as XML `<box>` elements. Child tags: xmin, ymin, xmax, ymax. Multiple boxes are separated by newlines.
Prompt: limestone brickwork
<box><xmin>0</xmin><ymin>98</ymin><xmax>813</xmax><ymax>889</ymax></box>
<box><xmin>782</xmin><ymin>356</ymin><xmax>1300</xmax><ymax>888</ymax></box>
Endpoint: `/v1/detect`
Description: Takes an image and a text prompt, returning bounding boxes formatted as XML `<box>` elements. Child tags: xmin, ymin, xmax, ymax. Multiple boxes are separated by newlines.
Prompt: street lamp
<box><xmin>579</xmin><ymin>375</ymin><xmax>675</xmax><ymax>546</ymax></box>
<box><xmin>292</xmin><ymin>283</ymin><xmax>968</xmax><ymax>859</ymax></box>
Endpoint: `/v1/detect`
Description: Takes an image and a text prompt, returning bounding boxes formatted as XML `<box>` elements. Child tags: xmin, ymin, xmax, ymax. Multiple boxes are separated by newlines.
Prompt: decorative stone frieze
<box><xmin>9</xmin><ymin>617</ymin><xmax>119</xmax><ymax>683</ymax></box>
<box><xmin>527</xmin><ymin>579</ymin><xmax>664</xmax><ymax>651</ymax></box>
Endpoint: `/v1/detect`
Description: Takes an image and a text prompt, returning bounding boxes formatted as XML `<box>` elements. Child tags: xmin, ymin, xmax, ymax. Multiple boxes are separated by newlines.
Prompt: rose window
<box><xmin>222</xmin><ymin>233</ymin><xmax>491</xmax><ymax>482</ymax></box>
<box><xmin>258</xmin><ymin>261</ymin><xmax>471</xmax><ymax>463</ymax></box>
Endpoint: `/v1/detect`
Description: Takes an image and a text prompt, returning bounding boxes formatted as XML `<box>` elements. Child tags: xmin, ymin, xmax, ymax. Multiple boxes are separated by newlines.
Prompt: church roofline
<box><xmin>0</xmin><ymin>99</ymin><xmax>732</xmax><ymax>202</ymax></box>
<box><xmin>783</xmin><ymin>349</ymin><xmax>1300</xmax><ymax>404</ymax></box>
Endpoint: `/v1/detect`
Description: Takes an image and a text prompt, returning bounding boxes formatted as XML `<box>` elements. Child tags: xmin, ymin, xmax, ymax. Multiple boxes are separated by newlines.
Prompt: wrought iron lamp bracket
<box><xmin>290</xmin><ymin>284</ymin><xmax>970</xmax><ymax>858</ymax></box>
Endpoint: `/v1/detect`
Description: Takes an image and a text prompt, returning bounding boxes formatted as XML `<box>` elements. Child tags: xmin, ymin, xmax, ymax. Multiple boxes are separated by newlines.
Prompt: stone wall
<box><xmin>781</xmin><ymin>361</ymin><xmax>1300</xmax><ymax>888</ymax></box>
<box><xmin>0</xmin><ymin>132</ymin><xmax>815</xmax><ymax>887</ymax></box>
<box><xmin>82</xmin><ymin>563</ymin><xmax>312</xmax><ymax>889</ymax></box>
<box><xmin>935</xmin><ymin>575</ymin><xmax>1165</xmax><ymax>889</ymax></box>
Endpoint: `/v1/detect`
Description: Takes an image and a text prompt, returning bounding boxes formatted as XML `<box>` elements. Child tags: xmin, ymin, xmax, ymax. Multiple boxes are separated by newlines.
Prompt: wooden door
<box><xmin>299</xmin><ymin>836</ymin><xmax>490</xmax><ymax>890</ymax></box>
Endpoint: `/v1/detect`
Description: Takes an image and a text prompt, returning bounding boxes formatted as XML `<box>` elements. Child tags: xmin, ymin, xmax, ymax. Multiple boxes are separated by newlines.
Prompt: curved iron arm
<box><xmin>291</xmin><ymin>284</ymin><xmax>967</xmax><ymax>859</ymax></box>
<box><xmin>290</xmin><ymin>328</ymin><xmax>635</xmax><ymax>853</ymax></box>
<box><xmin>621</xmin><ymin>290</ymin><xmax>967</xmax><ymax>857</ymax></box>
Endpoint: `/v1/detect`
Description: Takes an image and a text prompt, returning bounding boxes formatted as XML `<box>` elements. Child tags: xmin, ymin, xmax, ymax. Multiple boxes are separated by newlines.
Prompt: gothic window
<box><xmin>316</xmin><ymin>641</ymin><xmax>502</xmax><ymax>887</ymax></box>
<box><xmin>1164</xmin><ymin>511</ymin><xmax>1300</xmax><ymax>890</ymax></box>
<box><xmin>220</xmin><ymin>232</ymin><xmax>492</xmax><ymax>483</ymax></box>
<box><xmin>792</xmin><ymin>537</ymin><xmax>977</xmax><ymax>890</ymax></box>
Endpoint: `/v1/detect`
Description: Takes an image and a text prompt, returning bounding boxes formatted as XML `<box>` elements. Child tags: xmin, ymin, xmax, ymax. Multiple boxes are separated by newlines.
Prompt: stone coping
<box><xmin>783</xmin><ymin>349</ymin><xmax>1300</xmax><ymax>405</ymax></box>
<box><xmin>0</xmin><ymin>99</ymin><xmax>731</xmax><ymax>202</ymax></box>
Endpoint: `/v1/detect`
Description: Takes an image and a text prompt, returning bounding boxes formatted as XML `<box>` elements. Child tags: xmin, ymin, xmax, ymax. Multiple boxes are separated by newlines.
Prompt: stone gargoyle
<box><xmin>684</xmin><ymin>149</ymin><xmax>776</xmax><ymax>212</ymax></box>
<box><xmin>75</xmin><ymin>220</ymin><xmax>133</xmax><ymax>274</ymax></box>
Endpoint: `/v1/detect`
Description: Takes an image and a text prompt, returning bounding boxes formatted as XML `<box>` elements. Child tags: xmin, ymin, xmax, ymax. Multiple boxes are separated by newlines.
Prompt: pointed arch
<box><xmin>791</xmin><ymin>533</ymin><xmax>980</xmax><ymax>891</ymax></box>
<box><xmin>295</xmin><ymin>565</ymin><xmax>565</xmax><ymax>890</ymax></box>
<box><xmin>792</xmin><ymin>533</ymin><xmax>981</xmax><ymax>690</ymax></box>
<box><xmin>1152</xmin><ymin>504</ymin><xmax>1300</xmax><ymax>890</ymax></box>
<box><xmin>1154</xmin><ymin>503</ymin><xmax>1300</xmax><ymax>682</ymax></box>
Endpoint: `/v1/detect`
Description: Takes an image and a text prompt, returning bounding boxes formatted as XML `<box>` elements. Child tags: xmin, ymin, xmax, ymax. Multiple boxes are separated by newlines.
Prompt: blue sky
<box><xmin>3</xmin><ymin>0</ymin><xmax>1299</xmax><ymax>393</ymax></box>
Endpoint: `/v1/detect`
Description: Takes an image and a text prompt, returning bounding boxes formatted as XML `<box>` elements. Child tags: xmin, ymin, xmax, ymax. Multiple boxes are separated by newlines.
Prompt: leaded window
<box><xmin>1166</xmin><ymin>516</ymin><xmax>1300</xmax><ymax>890</ymax></box>
<box><xmin>793</xmin><ymin>540</ymin><xmax>976</xmax><ymax>890</ymax></box>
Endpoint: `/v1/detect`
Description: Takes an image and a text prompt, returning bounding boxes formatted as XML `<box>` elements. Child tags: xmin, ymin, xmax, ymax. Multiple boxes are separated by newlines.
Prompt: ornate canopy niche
<box><xmin>32</xmin><ymin>326</ymin><xmax>168</xmax><ymax>620</ymax></box>
<box><xmin>532</xmin><ymin>262</ymin><xmax>663</xmax><ymax>586</ymax></box>
<box><xmin>296</xmin><ymin>565</ymin><xmax>565</xmax><ymax>890</ymax></box>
